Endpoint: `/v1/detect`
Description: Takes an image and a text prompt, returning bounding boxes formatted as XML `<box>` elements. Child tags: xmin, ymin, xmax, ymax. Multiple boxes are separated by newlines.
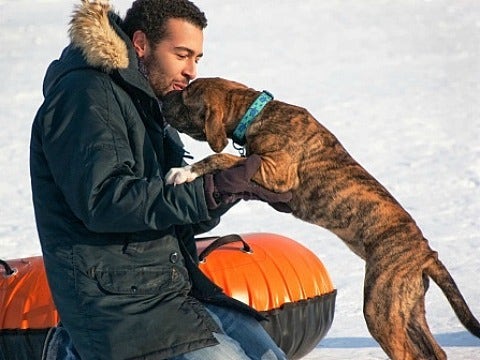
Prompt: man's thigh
<box><xmin>204</xmin><ymin>304</ymin><xmax>286</xmax><ymax>360</ymax></box>
<box><xmin>170</xmin><ymin>331</ymin><xmax>250</xmax><ymax>360</ymax></box>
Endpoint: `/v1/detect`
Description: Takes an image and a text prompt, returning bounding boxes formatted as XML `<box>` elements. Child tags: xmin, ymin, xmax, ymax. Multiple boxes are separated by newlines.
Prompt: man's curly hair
<box><xmin>122</xmin><ymin>0</ymin><xmax>207</xmax><ymax>45</ymax></box>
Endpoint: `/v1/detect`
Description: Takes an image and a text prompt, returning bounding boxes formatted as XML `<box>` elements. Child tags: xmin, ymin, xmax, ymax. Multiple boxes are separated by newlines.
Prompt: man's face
<box><xmin>135</xmin><ymin>18</ymin><xmax>204</xmax><ymax>98</ymax></box>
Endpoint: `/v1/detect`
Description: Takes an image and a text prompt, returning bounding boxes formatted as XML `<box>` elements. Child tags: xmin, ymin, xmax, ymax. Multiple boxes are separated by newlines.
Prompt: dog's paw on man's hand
<box><xmin>165</xmin><ymin>166</ymin><xmax>200</xmax><ymax>185</ymax></box>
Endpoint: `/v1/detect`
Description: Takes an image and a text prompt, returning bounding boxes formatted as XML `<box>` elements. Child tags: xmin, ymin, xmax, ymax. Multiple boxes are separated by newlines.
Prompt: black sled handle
<box><xmin>197</xmin><ymin>234</ymin><xmax>253</xmax><ymax>263</ymax></box>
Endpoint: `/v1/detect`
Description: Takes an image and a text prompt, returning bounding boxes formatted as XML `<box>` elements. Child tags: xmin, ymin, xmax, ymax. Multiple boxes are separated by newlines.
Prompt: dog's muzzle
<box><xmin>161</xmin><ymin>90</ymin><xmax>205</xmax><ymax>140</ymax></box>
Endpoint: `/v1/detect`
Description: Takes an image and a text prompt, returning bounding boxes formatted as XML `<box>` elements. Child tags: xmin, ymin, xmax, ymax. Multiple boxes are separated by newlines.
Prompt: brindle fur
<box><xmin>162</xmin><ymin>77</ymin><xmax>480</xmax><ymax>360</ymax></box>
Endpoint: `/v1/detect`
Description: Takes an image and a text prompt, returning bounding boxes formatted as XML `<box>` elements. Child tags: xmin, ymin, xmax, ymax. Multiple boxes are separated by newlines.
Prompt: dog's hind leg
<box><xmin>363</xmin><ymin>249</ymin><xmax>446</xmax><ymax>360</ymax></box>
<box><xmin>363</xmin><ymin>265</ymin><xmax>415</xmax><ymax>360</ymax></box>
<box><xmin>406</xmin><ymin>274</ymin><xmax>447</xmax><ymax>360</ymax></box>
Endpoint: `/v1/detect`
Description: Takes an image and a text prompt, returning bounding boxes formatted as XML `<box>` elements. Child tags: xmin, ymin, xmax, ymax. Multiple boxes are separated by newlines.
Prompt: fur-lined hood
<box><xmin>69</xmin><ymin>0</ymin><xmax>129</xmax><ymax>72</ymax></box>
<box><xmin>42</xmin><ymin>0</ymin><xmax>144</xmax><ymax>96</ymax></box>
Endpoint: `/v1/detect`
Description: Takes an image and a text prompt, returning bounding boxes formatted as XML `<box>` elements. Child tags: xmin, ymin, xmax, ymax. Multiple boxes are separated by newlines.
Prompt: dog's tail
<box><xmin>425</xmin><ymin>256</ymin><xmax>480</xmax><ymax>338</ymax></box>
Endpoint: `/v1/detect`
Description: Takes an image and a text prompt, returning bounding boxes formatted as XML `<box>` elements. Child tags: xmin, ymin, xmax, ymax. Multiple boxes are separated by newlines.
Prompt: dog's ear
<box><xmin>204</xmin><ymin>106</ymin><xmax>228</xmax><ymax>153</ymax></box>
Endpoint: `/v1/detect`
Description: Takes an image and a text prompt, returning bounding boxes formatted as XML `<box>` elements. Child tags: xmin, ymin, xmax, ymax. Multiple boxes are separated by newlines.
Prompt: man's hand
<box><xmin>203</xmin><ymin>154</ymin><xmax>292</xmax><ymax>210</ymax></box>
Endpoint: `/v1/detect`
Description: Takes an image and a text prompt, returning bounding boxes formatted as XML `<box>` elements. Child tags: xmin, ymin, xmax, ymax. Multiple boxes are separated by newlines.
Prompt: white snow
<box><xmin>1</xmin><ymin>0</ymin><xmax>479</xmax><ymax>358</ymax></box>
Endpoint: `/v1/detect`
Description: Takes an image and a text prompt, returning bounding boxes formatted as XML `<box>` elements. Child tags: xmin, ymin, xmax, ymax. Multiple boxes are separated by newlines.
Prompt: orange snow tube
<box><xmin>0</xmin><ymin>257</ymin><xmax>59</xmax><ymax>359</ymax></box>
<box><xmin>0</xmin><ymin>233</ymin><xmax>336</xmax><ymax>360</ymax></box>
<box><xmin>196</xmin><ymin>233</ymin><xmax>336</xmax><ymax>359</ymax></box>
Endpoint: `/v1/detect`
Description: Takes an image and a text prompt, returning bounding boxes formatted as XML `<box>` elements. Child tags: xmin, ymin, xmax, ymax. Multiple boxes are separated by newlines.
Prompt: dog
<box><xmin>162</xmin><ymin>77</ymin><xmax>480</xmax><ymax>359</ymax></box>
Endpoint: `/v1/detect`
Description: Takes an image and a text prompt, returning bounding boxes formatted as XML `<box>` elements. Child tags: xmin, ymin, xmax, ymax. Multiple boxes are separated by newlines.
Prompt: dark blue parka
<box><xmin>29</xmin><ymin>3</ymin><xmax>258</xmax><ymax>359</ymax></box>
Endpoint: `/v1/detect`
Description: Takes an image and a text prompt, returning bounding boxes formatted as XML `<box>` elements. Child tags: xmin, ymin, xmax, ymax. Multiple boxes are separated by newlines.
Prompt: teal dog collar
<box><xmin>232</xmin><ymin>90</ymin><xmax>274</xmax><ymax>145</ymax></box>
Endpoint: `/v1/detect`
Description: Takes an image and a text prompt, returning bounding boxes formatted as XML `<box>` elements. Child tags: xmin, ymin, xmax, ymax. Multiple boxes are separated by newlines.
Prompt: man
<box><xmin>30</xmin><ymin>0</ymin><xmax>290</xmax><ymax>359</ymax></box>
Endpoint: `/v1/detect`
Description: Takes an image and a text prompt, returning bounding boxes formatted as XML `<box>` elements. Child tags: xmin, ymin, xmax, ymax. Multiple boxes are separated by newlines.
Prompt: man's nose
<box><xmin>183</xmin><ymin>59</ymin><xmax>197</xmax><ymax>80</ymax></box>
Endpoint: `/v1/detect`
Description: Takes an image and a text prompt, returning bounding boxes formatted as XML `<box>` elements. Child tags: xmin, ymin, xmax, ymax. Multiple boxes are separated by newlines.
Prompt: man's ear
<box><xmin>204</xmin><ymin>107</ymin><xmax>228</xmax><ymax>153</ymax></box>
<box><xmin>132</xmin><ymin>30</ymin><xmax>148</xmax><ymax>58</ymax></box>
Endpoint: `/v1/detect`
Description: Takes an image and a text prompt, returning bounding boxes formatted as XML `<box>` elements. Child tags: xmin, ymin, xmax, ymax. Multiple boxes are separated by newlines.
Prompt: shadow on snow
<box><xmin>318</xmin><ymin>331</ymin><xmax>480</xmax><ymax>349</ymax></box>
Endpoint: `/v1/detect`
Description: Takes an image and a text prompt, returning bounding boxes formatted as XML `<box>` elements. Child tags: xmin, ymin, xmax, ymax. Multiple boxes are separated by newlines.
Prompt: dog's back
<box><xmin>249</xmin><ymin>101</ymin><xmax>413</xmax><ymax>256</ymax></box>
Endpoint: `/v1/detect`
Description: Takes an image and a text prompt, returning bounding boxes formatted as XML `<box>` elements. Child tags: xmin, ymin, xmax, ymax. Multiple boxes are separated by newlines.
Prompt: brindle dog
<box><xmin>162</xmin><ymin>77</ymin><xmax>480</xmax><ymax>360</ymax></box>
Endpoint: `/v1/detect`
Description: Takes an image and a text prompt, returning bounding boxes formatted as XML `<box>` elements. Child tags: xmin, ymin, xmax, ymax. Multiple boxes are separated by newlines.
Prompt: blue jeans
<box><xmin>42</xmin><ymin>304</ymin><xmax>286</xmax><ymax>360</ymax></box>
<box><xmin>171</xmin><ymin>304</ymin><xmax>287</xmax><ymax>360</ymax></box>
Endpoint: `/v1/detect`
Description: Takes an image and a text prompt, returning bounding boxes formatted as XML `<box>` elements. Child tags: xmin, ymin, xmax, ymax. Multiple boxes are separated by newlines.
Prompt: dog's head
<box><xmin>162</xmin><ymin>77</ymin><xmax>252</xmax><ymax>153</ymax></box>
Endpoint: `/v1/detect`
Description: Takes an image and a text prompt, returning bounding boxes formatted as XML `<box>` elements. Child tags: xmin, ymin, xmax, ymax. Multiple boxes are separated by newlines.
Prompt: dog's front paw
<box><xmin>165</xmin><ymin>166</ymin><xmax>200</xmax><ymax>185</ymax></box>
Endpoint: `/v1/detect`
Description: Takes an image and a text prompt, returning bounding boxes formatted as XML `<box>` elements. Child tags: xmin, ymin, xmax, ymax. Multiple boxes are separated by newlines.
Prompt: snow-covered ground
<box><xmin>1</xmin><ymin>0</ymin><xmax>479</xmax><ymax>358</ymax></box>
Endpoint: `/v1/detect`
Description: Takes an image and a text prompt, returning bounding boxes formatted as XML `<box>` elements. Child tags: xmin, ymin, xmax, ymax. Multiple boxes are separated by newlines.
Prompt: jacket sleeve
<box><xmin>40</xmin><ymin>70</ymin><xmax>213</xmax><ymax>233</ymax></box>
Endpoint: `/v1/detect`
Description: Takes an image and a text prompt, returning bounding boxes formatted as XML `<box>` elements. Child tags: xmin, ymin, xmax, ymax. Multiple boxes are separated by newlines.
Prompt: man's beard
<box><xmin>138</xmin><ymin>55</ymin><xmax>168</xmax><ymax>99</ymax></box>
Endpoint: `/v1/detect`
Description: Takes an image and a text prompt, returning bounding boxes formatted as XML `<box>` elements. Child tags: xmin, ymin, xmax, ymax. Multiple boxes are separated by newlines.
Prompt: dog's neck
<box><xmin>227</xmin><ymin>90</ymin><xmax>274</xmax><ymax>145</ymax></box>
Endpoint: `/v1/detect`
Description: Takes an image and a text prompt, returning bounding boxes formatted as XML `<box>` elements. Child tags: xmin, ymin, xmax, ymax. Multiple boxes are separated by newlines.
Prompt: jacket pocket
<box><xmin>93</xmin><ymin>265</ymin><xmax>189</xmax><ymax>296</ymax></box>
